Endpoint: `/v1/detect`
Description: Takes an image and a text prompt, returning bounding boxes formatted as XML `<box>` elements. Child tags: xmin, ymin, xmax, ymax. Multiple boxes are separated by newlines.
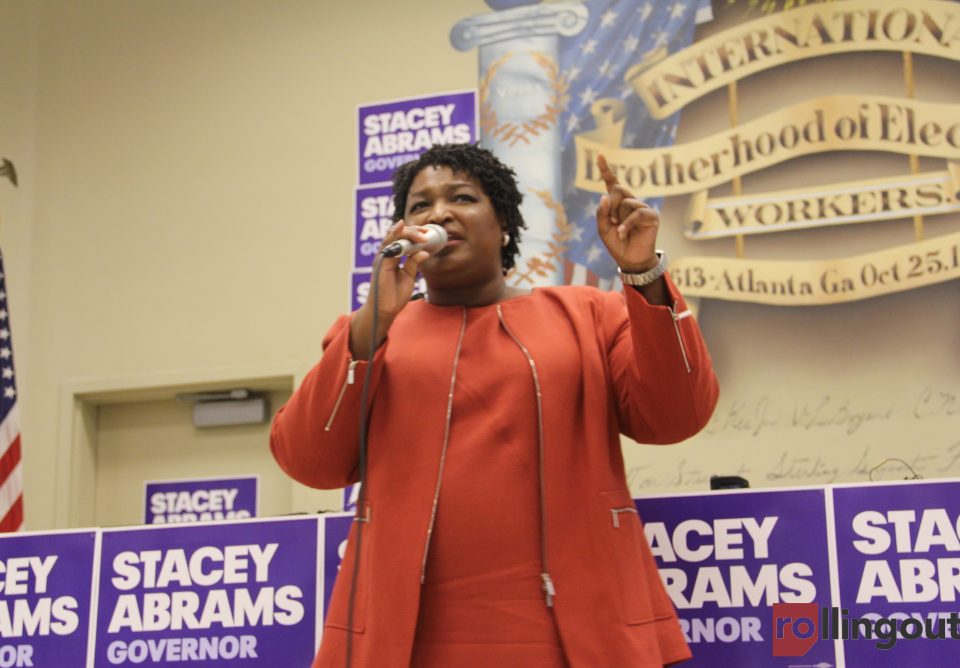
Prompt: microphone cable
<box><xmin>344</xmin><ymin>252</ymin><xmax>384</xmax><ymax>668</ymax></box>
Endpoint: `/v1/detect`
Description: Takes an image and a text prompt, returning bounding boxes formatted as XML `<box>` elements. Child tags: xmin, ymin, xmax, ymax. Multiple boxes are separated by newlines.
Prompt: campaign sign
<box><xmin>145</xmin><ymin>477</ymin><xmax>258</xmax><ymax>525</ymax></box>
<box><xmin>636</xmin><ymin>489</ymin><xmax>835</xmax><ymax>667</ymax></box>
<box><xmin>342</xmin><ymin>485</ymin><xmax>359</xmax><ymax>513</ymax></box>
<box><xmin>351</xmin><ymin>271</ymin><xmax>425</xmax><ymax>312</ymax></box>
<box><xmin>351</xmin><ymin>271</ymin><xmax>372</xmax><ymax>313</ymax></box>
<box><xmin>0</xmin><ymin>531</ymin><xmax>96</xmax><ymax>668</ymax></box>
<box><xmin>94</xmin><ymin>518</ymin><xmax>319</xmax><ymax>667</ymax></box>
<box><xmin>354</xmin><ymin>185</ymin><xmax>394</xmax><ymax>270</ymax></box>
<box><xmin>832</xmin><ymin>479</ymin><xmax>960</xmax><ymax>667</ymax></box>
<box><xmin>358</xmin><ymin>91</ymin><xmax>476</xmax><ymax>185</ymax></box>
<box><xmin>321</xmin><ymin>515</ymin><xmax>353</xmax><ymax>621</ymax></box>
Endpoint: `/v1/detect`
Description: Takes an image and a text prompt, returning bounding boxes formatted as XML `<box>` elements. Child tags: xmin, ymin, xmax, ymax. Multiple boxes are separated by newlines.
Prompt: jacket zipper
<box><xmin>324</xmin><ymin>359</ymin><xmax>358</xmax><ymax>432</ymax></box>
<box><xmin>670</xmin><ymin>307</ymin><xmax>693</xmax><ymax>374</ymax></box>
<box><xmin>497</xmin><ymin>305</ymin><xmax>556</xmax><ymax>609</ymax></box>
<box><xmin>420</xmin><ymin>308</ymin><xmax>468</xmax><ymax>585</ymax></box>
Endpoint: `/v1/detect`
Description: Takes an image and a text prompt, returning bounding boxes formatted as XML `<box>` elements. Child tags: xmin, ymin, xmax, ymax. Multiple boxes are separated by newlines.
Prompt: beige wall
<box><xmin>94</xmin><ymin>390</ymin><xmax>292</xmax><ymax>528</ymax></box>
<box><xmin>0</xmin><ymin>0</ymin><xmax>38</xmax><ymax>433</ymax></box>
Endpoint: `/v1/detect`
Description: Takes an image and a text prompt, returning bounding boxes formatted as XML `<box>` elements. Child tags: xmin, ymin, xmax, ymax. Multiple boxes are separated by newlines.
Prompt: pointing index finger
<box><xmin>597</xmin><ymin>153</ymin><xmax>619</xmax><ymax>193</ymax></box>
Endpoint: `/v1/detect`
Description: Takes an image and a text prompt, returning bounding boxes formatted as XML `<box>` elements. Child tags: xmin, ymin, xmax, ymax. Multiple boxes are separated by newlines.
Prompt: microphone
<box><xmin>381</xmin><ymin>224</ymin><xmax>448</xmax><ymax>258</ymax></box>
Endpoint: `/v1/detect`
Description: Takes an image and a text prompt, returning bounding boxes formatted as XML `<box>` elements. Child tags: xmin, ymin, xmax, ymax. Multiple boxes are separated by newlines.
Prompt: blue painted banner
<box><xmin>144</xmin><ymin>477</ymin><xmax>258</xmax><ymax>525</ymax></box>
<box><xmin>558</xmin><ymin>0</ymin><xmax>709</xmax><ymax>281</ymax></box>
<box><xmin>0</xmin><ymin>530</ymin><xmax>96</xmax><ymax>667</ymax></box>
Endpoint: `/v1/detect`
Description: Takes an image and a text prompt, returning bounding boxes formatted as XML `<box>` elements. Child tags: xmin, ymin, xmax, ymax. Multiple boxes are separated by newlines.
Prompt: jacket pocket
<box><xmin>601</xmin><ymin>491</ymin><xmax>657</xmax><ymax>626</ymax></box>
<box><xmin>323</xmin><ymin>503</ymin><xmax>370</xmax><ymax>633</ymax></box>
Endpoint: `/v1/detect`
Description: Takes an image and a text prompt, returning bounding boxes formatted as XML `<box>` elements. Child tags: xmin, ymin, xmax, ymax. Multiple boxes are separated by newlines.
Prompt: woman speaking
<box><xmin>271</xmin><ymin>144</ymin><xmax>719</xmax><ymax>667</ymax></box>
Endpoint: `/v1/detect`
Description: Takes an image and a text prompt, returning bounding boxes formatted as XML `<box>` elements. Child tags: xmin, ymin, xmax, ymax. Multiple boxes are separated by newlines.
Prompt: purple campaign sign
<box><xmin>358</xmin><ymin>91</ymin><xmax>476</xmax><ymax>185</ymax></box>
<box><xmin>94</xmin><ymin>518</ymin><xmax>319</xmax><ymax>668</ymax></box>
<box><xmin>832</xmin><ymin>479</ymin><xmax>960</xmax><ymax>667</ymax></box>
<box><xmin>342</xmin><ymin>484</ymin><xmax>359</xmax><ymax>513</ymax></box>
<box><xmin>145</xmin><ymin>477</ymin><xmax>258</xmax><ymax>525</ymax></box>
<box><xmin>350</xmin><ymin>271</ymin><xmax>372</xmax><ymax>313</ymax></box>
<box><xmin>636</xmin><ymin>489</ymin><xmax>835</xmax><ymax>667</ymax></box>
<box><xmin>321</xmin><ymin>515</ymin><xmax>353</xmax><ymax>621</ymax></box>
<box><xmin>353</xmin><ymin>185</ymin><xmax>394</xmax><ymax>270</ymax></box>
<box><xmin>0</xmin><ymin>531</ymin><xmax>96</xmax><ymax>667</ymax></box>
<box><xmin>351</xmin><ymin>270</ymin><xmax>425</xmax><ymax>312</ymax></box>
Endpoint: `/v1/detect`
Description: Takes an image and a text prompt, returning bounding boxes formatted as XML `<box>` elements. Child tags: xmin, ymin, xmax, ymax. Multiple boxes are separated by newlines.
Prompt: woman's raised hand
<box><xmin>595</xmin><ymin>154</ymin><xmax>660</xmax><ymax>273</ymax></box>
<box><xmin>371</xmin><ymin>221</ymin><xmax>431</xmax><ymax>318</ymax></box>
<box><xmin>349</xmin><ymin>221</ymin><xmax>431</xmax><ymax>359</ymax></box>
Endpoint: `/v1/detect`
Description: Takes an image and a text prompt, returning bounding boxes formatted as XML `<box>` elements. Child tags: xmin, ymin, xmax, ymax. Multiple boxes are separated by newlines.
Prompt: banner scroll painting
<box><xmin>450</xmin><ymin>0</ymin><xmax>960</xmax><ymax>495</ymax></box>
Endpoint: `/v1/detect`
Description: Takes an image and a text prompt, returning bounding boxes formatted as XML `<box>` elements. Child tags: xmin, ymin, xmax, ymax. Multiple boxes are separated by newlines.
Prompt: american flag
<box><xmin>0</xmin><ymin>252</ymin><xmax>23</xmax><ymax>532</ymax></box>
<box><xmin>558</xmin><ymin>0</ymin><xmax>712</xmax><ymax>286</ymax></box>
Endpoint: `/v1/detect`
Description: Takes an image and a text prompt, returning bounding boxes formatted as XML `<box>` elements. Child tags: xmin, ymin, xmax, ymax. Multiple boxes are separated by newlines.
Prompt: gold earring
<box><xmin>502</xmin><ymin>233</ymin><xmax>510</xmax><ymax>247</ymax></box>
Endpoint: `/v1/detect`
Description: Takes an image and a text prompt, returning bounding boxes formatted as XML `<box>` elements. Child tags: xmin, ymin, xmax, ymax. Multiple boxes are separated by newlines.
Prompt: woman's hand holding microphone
<box><xmin>349</xmin><ymin>222</ymin><xmax>445</xmax><ymax>360</ymax></box>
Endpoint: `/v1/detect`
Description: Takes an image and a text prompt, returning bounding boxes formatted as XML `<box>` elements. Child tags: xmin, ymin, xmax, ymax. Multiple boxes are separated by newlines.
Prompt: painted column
<box><xmin>451</xmin><ymin>1</ymin><xmax>587</xmax><ymax>286</ymax></box>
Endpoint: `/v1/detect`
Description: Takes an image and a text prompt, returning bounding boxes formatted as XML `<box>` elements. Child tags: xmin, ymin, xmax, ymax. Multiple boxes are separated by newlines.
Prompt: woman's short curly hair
<box><xmin>391</xmin><ymin>143</ymin><xmax>526</xmax><ymax>272</ymax></box>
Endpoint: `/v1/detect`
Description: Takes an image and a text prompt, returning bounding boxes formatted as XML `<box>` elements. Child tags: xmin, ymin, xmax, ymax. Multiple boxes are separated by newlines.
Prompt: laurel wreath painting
<box><xmin>479</xmin><ymin>51</ymin><xmax>568</xmax><ymax>148</ymax></box>
<box><xmin>508</xmin><ymin>188</ymin><xmax>576</xmax><ymax>286</ymax></box>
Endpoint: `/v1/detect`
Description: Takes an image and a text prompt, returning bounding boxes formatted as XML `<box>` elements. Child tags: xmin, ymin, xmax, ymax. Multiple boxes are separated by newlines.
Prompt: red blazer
<box><xmin>271</xmin><ymin>279</ymin><xmax>719</xmax><ymax>667</ymax></box>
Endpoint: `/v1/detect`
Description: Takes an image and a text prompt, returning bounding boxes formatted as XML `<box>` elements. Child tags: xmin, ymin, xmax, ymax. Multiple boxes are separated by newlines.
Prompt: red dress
<box><xmin>409</xmin><ymin>304</ymin><xmax>568</xmax><ymax>667</ymax></box>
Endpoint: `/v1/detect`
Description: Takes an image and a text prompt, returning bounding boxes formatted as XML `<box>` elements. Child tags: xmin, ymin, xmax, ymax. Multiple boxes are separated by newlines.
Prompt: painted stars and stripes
<box><xmin>0</xmin><ymin>253</ymin><xmax>23</xmax><ymax>532</ymax></box>
<box><xmin>558</xmin><ymin>0</ymin><xmax>712</xmax><ymax>286</ymax></box>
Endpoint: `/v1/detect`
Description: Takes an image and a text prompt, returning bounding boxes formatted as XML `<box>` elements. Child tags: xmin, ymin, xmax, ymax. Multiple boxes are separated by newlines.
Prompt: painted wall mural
<box><xmin>448</xmin><ymin>0</ymin><xmax>960</xmax><ymax>496</ymax></box>
<box><xmin>454</xmin><ymin>0</ymin><xmax>960</xmax><ymax>305</ymax></box>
